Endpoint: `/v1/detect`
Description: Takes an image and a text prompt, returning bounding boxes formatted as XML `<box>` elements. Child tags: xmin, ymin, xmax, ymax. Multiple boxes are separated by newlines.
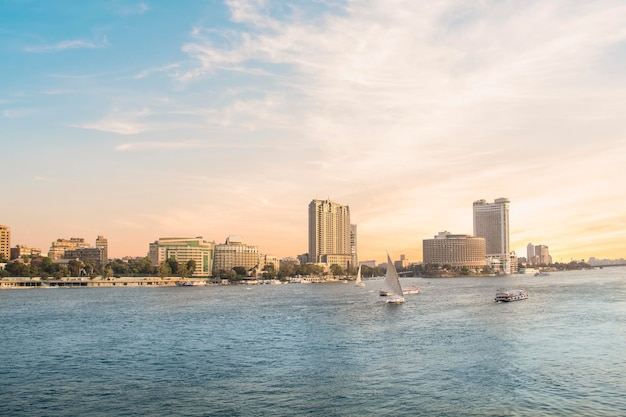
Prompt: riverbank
<box><xmin>0</xmin><ymin>277</ymin><xmax>181</xmax><ymax>289</ymax></box>
<box><xmin>0</xmin><ymin>276</ymin><xmax>350</xmax><ymax>289</ymax></box>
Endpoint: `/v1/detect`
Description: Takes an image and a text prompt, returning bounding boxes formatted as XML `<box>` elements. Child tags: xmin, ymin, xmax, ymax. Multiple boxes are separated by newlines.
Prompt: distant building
<box><xmin>350</xmin><ymin>224</ymin><xmax>358</xmax><ymax>270</ymax></box>
<box><xmin>96</xmin><ymin>235</ymin><xmax>108</xmax><ymax>264</ymax></box>
<box><xmin>297</xmin><ymin>253</ymin><xmax>309</xmax><ymax>265</ymax></box>
<box><xmin>0</xmin><ymin>225</ymin><xmax>10</xmax><ymax>261</ymax></box>
<box><xmin>535</xmin><ymin>245</ymin><xmax>551</xmax><ymax>265</ymax></box>
<box><xmin>308</xmin><ymin>199</ymin><xmax>354</xmax><ymax>270</ymax></box>
<box><xmin>588</xmin><ymin>257</ymin><xmax>626</xmax><ymax>266</ymax></box>
<box><xmin>527</xmin><ymin>243</ymin><xmax>535</xmax><ymax>264</ymax></box>
<box><xmin>394</xmin><ymin>254</ymin><xmax>410</xmax><ymax>270</ymax></box>
<box><xmin>359</xmin><ymin>260</ymin><xmax>376</xmax><ymax>268</ymax></box>
<box><xmin>257</xmin><ymin>254</ymin><xmax>280</xmax><ymax>277</ymax></box>
<box><xmin>423</xmin><ymin>231</ymin><xmax>487</xmax><ymax>269</ymax></box>
<box><xmin>473</xmin><ymin>198</ymin><xmax>510</xmax><ymax>273</ymax></box>
<box><xmin>64</xmin><ymin>247</ymin><xmax>104</xmax><ymax>266</ymax></box>
<box><xmin>10</xmin><ymin>245</ymin><xmax>42</xmax><ymax>260</ymax></box>
<box><xmin>148</xmin><ymin>237</ymin><xmax>215</xmax><ymax>277</ymax></box>
<box><xmin>48</xmin><ymin>238</ymin><xmax>89</xmax><ymax>260</ymax></box>
<box><xmin>213</xmin><ymin>236</ymin><xmax>259</xmax><ymax>274</ymax></box>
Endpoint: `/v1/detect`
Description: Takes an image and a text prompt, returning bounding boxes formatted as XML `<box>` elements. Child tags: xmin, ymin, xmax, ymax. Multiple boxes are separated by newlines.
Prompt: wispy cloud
<box><xmin>117</xmin><ymin>2</ymin><xmax>150</xmax><ymax>16</ymax></box>
<box><xmin>69</xmin><ymin>107</ymin><xmax>151</xmax><ymax>135</ymax></box>
<box><xmin>115</xmin><ymin>141</ymin><xmax>212</xmax><ymax>151</ymax></box>
<box><xmin>24</xmin><ymin>37</ymin><xmax>108</xmax><ymax>53</ymax></box>
<box><xmin>3</xmin><ymin>108</ymin><xmax>35</xmax><ymax>118</ymax></box>
<box><xmin>134</xmin><ymin>63</ymin><xmax>180</xmax><ymax>79</ymax></box>
<box><xmin>114</xmin><ymin>140</ymin><xmax>273</xmax><ymax>152</ymax></box>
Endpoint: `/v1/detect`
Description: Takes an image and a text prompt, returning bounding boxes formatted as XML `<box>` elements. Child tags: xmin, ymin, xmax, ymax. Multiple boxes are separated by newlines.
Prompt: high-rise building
<box><xmin>148</xmin><ymin>237</ymin><xmax>215</xmax><ymax>277</ymax></box>
<box><xmin>423</xmin><ymin>231</ymin><xmax>487</xmax><ymax>269</ymax></box>
<box><xmin>527</xmin><ymin>243</ymin><xmax>535</xmax><ymax>265</ymax></box>
<box><xmin>535</xmin><ymin>245</ymin><xmax>551</xmax><ymax>265</ymax></box>
<box><xmin>0</xmin><ymin>225</ymin><xmax>10</xmax><ymax>260</ymax></box>
<box><xmin>96</xmin><ymin>235</ymin><xmax>108</xmax><ymax>265</ymax></box>
<box><xmin>350</xmin><ymin>224</ymin><xmax>358</xmax><ymax>271</ymax></box>
<box><xmin>308</xmin><ymin>199</ymin><xmax>353</xmax><ymax>270</ymax></box>
<box><xmin>473</xmin><ymin>198</ymin><xmax>510</xmax><ymax>273</ymax></box>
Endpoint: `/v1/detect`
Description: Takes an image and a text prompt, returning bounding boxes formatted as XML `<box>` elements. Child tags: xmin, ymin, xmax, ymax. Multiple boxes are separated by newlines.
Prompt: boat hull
<box><xmin>385</xmin><ymin>295</ymin><xmax>405</xmax><ymax>304</ymax></box>
<box><xmin>495</xmin><ymin>289</ymin><xmax>528</xmax><ymax>302</ymax></box>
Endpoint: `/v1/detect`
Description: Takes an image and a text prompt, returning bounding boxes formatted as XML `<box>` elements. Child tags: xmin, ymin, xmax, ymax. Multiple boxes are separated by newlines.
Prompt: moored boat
<box><xmin>403</xmin><ymin>286</ymin><xmax>420</xmax><ymax>295</ymax></box>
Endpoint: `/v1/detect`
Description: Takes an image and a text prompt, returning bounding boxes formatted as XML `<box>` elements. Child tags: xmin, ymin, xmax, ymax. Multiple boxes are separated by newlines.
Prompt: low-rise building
<box><xmin>148</xmin><ymin>237</ymin><xmax>215</xmax><ymax>277</ymax></box>
<box><xmin>10</xmin><ymin>245</ymin><xmax>42</xmax><ymax>260</ymax></box>
<box><xmin>48</xmin><ymin>238</ymin><xmax>90</xmax><ymax>260</ymax></box>
<box><xmin>214</xmin><ymin>236</ymin><xmax>259</xmax><ymax>274</ymax></box>
<box><xmin>423</xmin><ymin>231</ymin><xmax>487</xmax><ymax>269</ymax></box>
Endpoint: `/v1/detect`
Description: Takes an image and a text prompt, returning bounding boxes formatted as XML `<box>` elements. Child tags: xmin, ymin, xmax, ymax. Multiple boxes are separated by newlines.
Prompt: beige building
<box><xmin>148</xmin><ymin>237</ymin><xmax>214</xmax><ymax>277</ymax></box>
<box><xmin>535</xmin><ymin>245</ymin><xmax>552</xmax><ymax>265</ymax></box>
<box><xmin>10</xmin><ymin>245</ymin><xmax>42</xmax><ymax>260</ymax></box>
<box><xmin>213</xmin><ymin>236</ymin><xmax>259</xmax><ymax>274</ymax></box>
<box><xmin>308</xmin><ymin>199</ymin><xmax>354</xmax><ymax>270</ymax></box>
<box><xmin>257</xmin><ymin>254</ymin><xmax>280</xmax><ymax>277</ymax></box>
<box><xmin>473</xmin><ymin>198</ymin><xmax>511</xmax><ymax>273</ymax></box>
<box><xmin>96</xmin><ymin>235</ymin><xmax>108</xmax><ymax>264</ymax></box>
<box><xmin>48</xmin><ymin>238</ymin><xmax>90</xmax><ymax>260</ymax></box>
<box><xmin>394</xmin><ymin>254</ymin><xmax>410</xmax><ymax>270</ymax></box>
<box><xmin>423</xmin><ymin>231</ymin><xmax>487</xmax><ymax>268</ymax></box>
<box><xmin>0</xmin><ymin>225</ymin><xmax>10</xmax><ymax>260</ymax></box>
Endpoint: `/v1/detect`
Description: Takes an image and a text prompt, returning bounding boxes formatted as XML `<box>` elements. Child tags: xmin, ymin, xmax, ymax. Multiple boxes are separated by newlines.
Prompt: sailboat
<box><xmin>382</xmin><ymin>253</ymin><xmax>405</xmax><ymax>304</ymax></box>
<box><xmin>355</xmin><ymin>265</ymin><xmax>366</xmax><ymax>287</ymax></box>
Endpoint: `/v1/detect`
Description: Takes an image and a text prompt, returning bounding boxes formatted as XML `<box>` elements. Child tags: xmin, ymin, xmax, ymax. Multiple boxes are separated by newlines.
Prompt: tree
<box><xmin>135</xmin><ymin>257</ymin><xmax>154</xmax><ymax>275</ymax></box>
<box><xmin>178</xmin><ymin>263</ymin><xmax>190</xmax><ymax>279</ymax></box>
<box><xmin>278</xmin><ymin>259</ymin><xmax>297</xmax><ymax>279</ymax></box>
<box><xmin>186</xmin><ymin>260</ymin><xmax>196</xmax><ymax>276</ymax></box>
<box><xmin>6</xmin><ymin>261</ymin><xmax>30</xmax><ymax>277</ymax></box>
<box><xmin>330</xmin><ymin>264</ymin><xmax>344</xmax><ymax>277</ymax></box>
<box><xmin>166</xmin><ymin>258</ymin><xmax>178</xmax><ymax>275</ymax></box>
<box><xmin>232</xmin><ymin>266</ymin><xmax>247</xmax><ymax>277</ymax></box>
<box><xmin>262</xmin><ymin>263</ymin><xmax>276</xmax><ymax>280</ymax></box>
<box><xmin>297</xmin><ymin>263</ymin><xmax>324</xmax><ymax>277</ymax></box>
<box><xmin>158</xmin><ymin>262</ymin><xmax>172</xmax><ymax>278</ymax></box>
<box><xmin>68</xmin><ymin>259</ymin><xmax>82</xmax><ymax>277</ymax></box>
<box><xmin>108</xmin><ymin>259</ymin><xmax>129</xmax><ymax>276</ymax></box>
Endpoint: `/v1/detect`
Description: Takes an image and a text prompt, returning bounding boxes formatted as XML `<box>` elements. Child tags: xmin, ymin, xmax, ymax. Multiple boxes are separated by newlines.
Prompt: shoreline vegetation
<box><xmin>0</xmin><ymin>260</ymin><xmax>600</xmax><ymax>290</ymax></box>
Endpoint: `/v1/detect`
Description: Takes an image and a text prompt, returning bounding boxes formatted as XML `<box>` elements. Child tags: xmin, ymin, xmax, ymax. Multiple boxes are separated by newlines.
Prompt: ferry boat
<box><xmin>495</xmin><ymin>289</ymin><xmax>528</xmax><ymax>302</ymax></box>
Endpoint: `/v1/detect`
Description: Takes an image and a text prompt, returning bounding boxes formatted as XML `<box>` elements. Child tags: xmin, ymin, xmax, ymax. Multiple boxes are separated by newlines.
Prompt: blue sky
<box><xmin>2</xmin><ymin>0</ymin><xmax>625</xmax><ymax>263</ymax></box>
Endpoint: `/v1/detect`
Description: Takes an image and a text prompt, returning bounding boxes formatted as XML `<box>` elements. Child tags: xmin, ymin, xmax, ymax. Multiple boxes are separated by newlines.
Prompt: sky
<box><xmin>1</xmin><ymin>0</ymin><xmax>625</xmax><ymax>264</ymax></box>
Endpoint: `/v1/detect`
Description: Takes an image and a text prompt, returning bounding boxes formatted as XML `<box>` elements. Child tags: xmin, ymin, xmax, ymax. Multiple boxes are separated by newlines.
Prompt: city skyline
<box><xmin>2</xmin><ymin>1</ymin><xmax>625</xmax><ymax>264</ymax></box>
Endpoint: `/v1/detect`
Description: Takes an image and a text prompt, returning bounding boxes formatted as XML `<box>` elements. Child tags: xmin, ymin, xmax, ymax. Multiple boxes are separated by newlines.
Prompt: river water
<box><xmin>1</xmin><ymin>267</ymin><xmax>625</xmax><ymax>416</ymax></box>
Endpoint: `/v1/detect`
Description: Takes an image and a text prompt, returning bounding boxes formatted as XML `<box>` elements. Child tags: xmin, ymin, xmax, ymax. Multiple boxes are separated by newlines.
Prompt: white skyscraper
<box><xmin>473</xmin><ymin>198</ymin><xmax>510</xmax><ymax>273</ymax></box>
<box><xmin>308</xmin><ymin>199</ymin><xmax>354</xmax><ymax>270</ymax></box>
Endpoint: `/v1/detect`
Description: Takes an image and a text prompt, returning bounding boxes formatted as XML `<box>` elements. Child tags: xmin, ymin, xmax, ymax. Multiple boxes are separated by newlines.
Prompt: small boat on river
<box><xmin>495</xmin><ymin>289</ymin><xmax>528</xmax><ymax>302</ymax></box>
<box><xmin>382</xmin><ymin>253</ymin><xmax>405</xmax><ymax>304</ymax></box>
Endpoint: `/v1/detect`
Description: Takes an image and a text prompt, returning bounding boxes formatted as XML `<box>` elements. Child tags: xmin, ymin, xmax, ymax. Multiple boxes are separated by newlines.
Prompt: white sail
<box><xmin>355</xmin><ymin>265</ymin><xmax>365</xmax><ymax>287</ymax></box>
<box><xmin>383</xmin><ymin>253</ymin><xmax>404</xmax><ymax>298</ymax></box>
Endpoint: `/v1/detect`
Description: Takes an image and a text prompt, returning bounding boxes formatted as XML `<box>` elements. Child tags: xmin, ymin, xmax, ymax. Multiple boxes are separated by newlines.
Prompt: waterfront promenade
<box><xmin>0</xmin><ymin>277</ymin><xmax>181</xmax><ymax>289</ymax></box>
<box><xmin>0</xmin><ymin>276</ymin><xmax>333</xmax><ymax>289</ymax></box>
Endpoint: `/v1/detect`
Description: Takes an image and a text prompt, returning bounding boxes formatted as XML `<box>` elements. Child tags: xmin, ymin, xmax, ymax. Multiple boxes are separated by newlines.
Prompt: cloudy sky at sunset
<box><xmin>2</xmin><ymin>0</ymin><xmax>625</xmax><ymax>263</ymax></box>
